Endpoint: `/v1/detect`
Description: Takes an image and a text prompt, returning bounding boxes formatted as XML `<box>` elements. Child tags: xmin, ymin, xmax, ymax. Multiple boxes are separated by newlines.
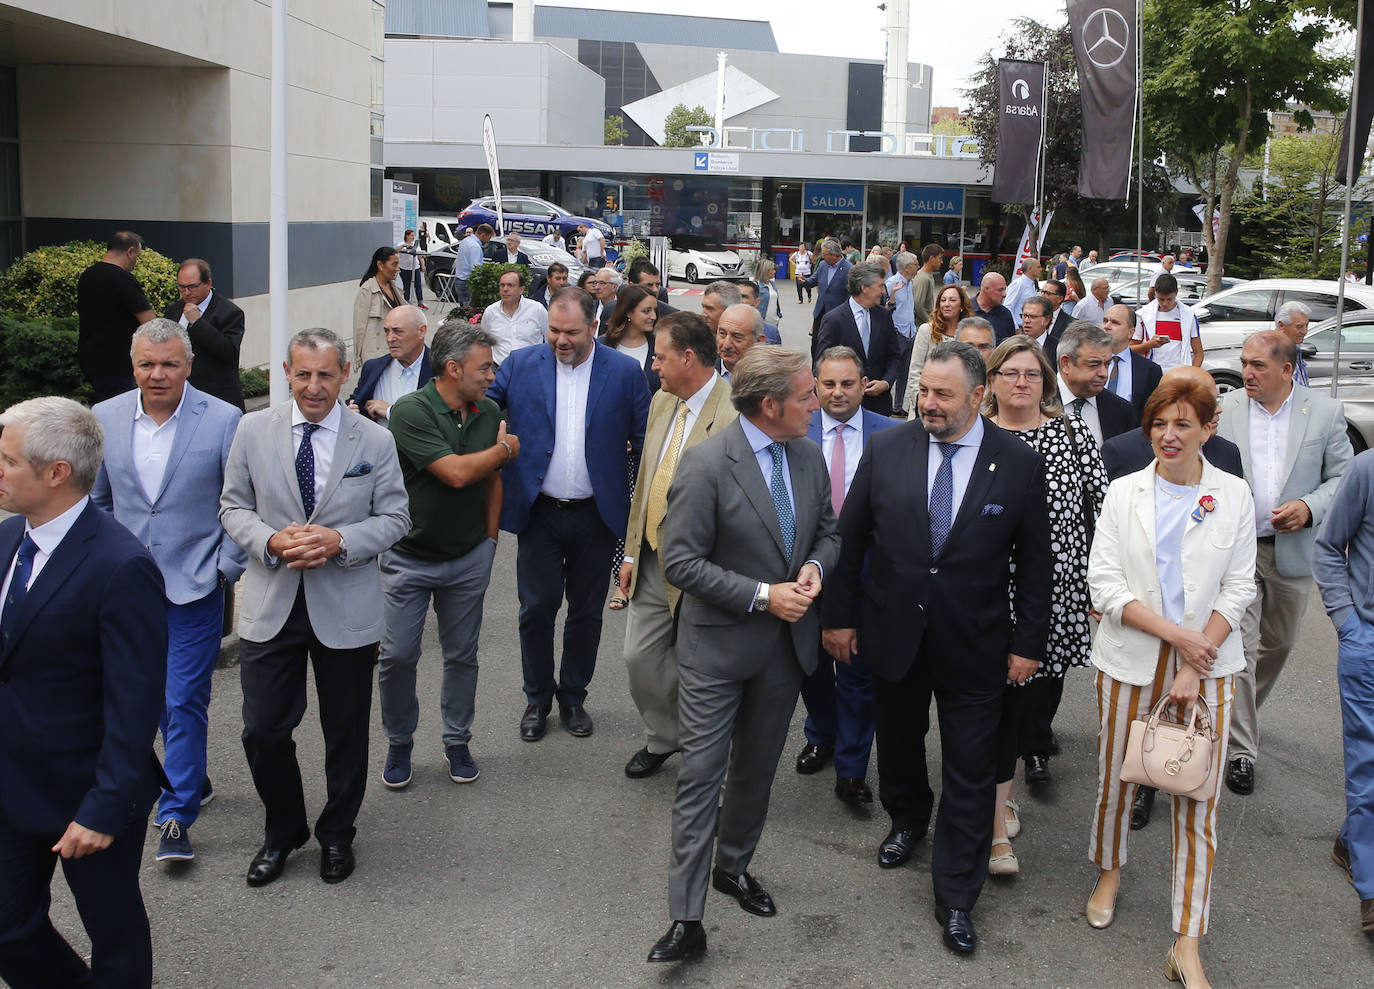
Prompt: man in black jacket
<box><xmin>163</xmin><ymin>258</ymin><xmax>246</xmax><ymax>410</ymax></box>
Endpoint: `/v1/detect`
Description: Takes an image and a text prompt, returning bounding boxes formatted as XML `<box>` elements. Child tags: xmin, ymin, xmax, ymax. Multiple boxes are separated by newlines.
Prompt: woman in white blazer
<box><xmin>1084</xmin><ymin>374</ymin><xmax>1256</xmax><ymax>989</ymax></box>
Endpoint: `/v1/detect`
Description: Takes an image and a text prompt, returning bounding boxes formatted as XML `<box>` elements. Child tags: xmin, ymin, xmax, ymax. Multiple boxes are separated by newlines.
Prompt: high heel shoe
<box><xmin>1085</xmin><ymin>875</ymin><xmax>1117</xmax><ymax>929</ymax></box>
<box><xmin>1164</xmin><ymin>942</ymin><xmax>1187</xmax><ymax>985</ymax></box>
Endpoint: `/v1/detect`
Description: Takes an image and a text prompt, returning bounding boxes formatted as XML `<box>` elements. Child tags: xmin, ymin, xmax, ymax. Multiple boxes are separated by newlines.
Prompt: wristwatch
<box><xmin>753</xmin><ymin>583</ymin><xmax>771</xmax><ymax>613</ymax></box>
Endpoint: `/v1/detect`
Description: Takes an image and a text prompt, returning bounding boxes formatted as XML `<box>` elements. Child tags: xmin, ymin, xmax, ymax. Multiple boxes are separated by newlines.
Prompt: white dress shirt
<box><xmin>1074</xmin><ymin>293</ymin><xmax>1108</xmax><ymax>330</ymax></box>
<box><xmin>541</xmin><ymin>353</ymin><xmax>594</xmax><ymax>499</ymax></box>
<box><xmin>926</xmin><ymin>414</ymin><xmax>985</xmax><ymax>515</ymax></box>
<box><xmin>132</xmin><ymin>388</ymin><xmax>188</xmax><ymax>502</ymax></box>
<box><xmin>820</xmin><ymin>409</ymin><xmax>864</xmax><ymax>495</ymax></box>
<box><xmin>0</xmin><ymin>496</ymin><xmax>89</xmax><ymax>606</ymax></box>
<box><xmin>481</xmin><ymin>297</ymin><xmax>549</xmax><ymax>366</ymax></box>
<box><xmin>290</xmin><ymin>401</ymin><xmax>342</xmax><ymax>509</ymax></box>
<box><xmin>1107</xmin><ymin>348</ymin><xmax>1134</xmax><ymax>403</ymax></box>
<box><xmin>1058</xmin><ymin>377</ymin><xmax>1104</xmax><ymax>447</ymax></box>
<box><xmin>1005</xmin><ymin>274</ymin><xmax>1038</xmax><ymax>329</ymax></box>
<box><xmin>178</xmin><ymin>289</ymin><xmax>214</xmax><ymax>330</ymax></box>
<box><xmin>653</xmin><ymin>375</ymin><xmax>717</xmax><ymax>470</ymax></box>
<box><xmin>542</xmin><ymin>233</ymin><xmax>566</xmax><ymax>252</ymax></box>
<box><xmin>375</xmin><ymin>353</ymin><xmax>426</xmax><ymax>414</ymax></box>
<box><xmin>847</xmin><ymin>298</ymin><xmax>871</xmax><ymax>354</ymax></box>
<box><xmin>1248</xmin><ymin>389</ymin><xmax>1294</xmax><ymax>537</ymax></box>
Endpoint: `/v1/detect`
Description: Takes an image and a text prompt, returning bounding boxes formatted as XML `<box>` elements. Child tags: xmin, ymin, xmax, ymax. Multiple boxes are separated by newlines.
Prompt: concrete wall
<box><xmin>384</xmin><ymin>38</ymin><xmax>603</xmax><ymax>145</ymax></box>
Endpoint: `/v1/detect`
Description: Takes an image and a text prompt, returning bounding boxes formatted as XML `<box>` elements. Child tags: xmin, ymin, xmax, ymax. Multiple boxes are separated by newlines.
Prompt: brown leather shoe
<box><xmin>1334</xmin><ymin>836</ymin><xmax>1354</xmax><ymax>885</ymax></box>
<box><xmin>1362</xmin><ymin>898</ymin><xmax>1374</xmax><ymax>935</ymax></box>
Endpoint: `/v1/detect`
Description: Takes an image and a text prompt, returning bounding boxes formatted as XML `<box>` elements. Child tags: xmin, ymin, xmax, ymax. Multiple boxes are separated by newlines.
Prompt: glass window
<box><xmin>1203</xmin><ymin>289</ymin><xmax>1276</xmax><ymax>322</ymax></box>
<box><xmin>773</xmin><ymin>184</ymin><xmax>802</xmax><ymax>246</ymax></box>
<box><xmin>865</xmin><ymin>185</ymin><xmax>899</xmax><ymax>250</ymax></box>
<box><xmin>1282</xmin><ymin>289</ymin><xmax>1366</xmax><ymax>322</ymax></box>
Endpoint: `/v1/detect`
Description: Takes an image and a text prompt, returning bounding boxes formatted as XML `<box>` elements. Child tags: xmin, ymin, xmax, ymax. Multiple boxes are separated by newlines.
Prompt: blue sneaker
<box><xmin>446</xmin><ymin>744</ymin><xmax>479</xmax><ymax>784</ymax></box>
<box><xmin>156</xmin><ymin>819</ymin><xmax>194</xmax><ymax>862</ymax></box>
<box><xmin>382</xmin><ymin>742</ymin><xmax>413</xmax><ymax>789</ymax></box>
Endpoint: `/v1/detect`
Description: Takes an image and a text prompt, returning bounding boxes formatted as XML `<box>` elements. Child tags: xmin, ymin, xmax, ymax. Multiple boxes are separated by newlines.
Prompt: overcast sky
<box><xmin>551</xmin><ymin>0</ymin><xmax>1068</xmax><ymax>108</ymax></box>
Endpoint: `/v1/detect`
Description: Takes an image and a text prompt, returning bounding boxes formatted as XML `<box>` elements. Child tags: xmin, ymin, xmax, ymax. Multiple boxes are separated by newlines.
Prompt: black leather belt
<box><xmin>538</xmin><ymin>494</ymin><xmax>594</xmax><ymax>509</ymax></box>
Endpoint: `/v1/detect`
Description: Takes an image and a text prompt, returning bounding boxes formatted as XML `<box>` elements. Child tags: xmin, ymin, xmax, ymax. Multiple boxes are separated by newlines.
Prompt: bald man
<box><xmin>715</xmin><ymin>303</ymin><xmax>767</xmax><ymax>383</ymax></box>
<box><xmin>347</xmin><ymin>304</ymin><xmax>433</xmax><ymax>423</ymax></box>
<box><xmin>970</xmin><ymin>272</ymin><xmax>1015</xmax><ymax>341</ymax></box>
<box><xmin>1073</xmin><ymin>276</ymin><xmax>1111</xmax><ymax>330</ymax></box>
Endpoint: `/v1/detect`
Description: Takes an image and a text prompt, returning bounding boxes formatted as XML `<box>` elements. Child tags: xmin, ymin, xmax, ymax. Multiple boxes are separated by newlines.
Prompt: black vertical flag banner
<box><xmin>1069</xmin><ymin>0</ymin><xmax>1137</xmax><ymax>200</ymax></box>
<box><xmin>1338</xmin><ymin>0</ymin><xmax>1374</xmax><ymax>186</ymax></box>
<box><xmin>993</xmin><ymin>59</ymin><xmax>1046</xmax><ymax>205</ymax></box>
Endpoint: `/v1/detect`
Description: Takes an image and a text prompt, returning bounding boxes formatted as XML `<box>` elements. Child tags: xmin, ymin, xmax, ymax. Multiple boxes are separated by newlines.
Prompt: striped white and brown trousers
<box><xmin>1089</xmin><ymin>644</ymin><xmax>1234</xmax><ymax>937</ymax></box>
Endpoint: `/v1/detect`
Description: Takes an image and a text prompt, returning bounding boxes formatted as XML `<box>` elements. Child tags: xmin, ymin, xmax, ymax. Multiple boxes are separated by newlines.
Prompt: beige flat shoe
<box><xmin>1004</xmin><ymin>798</ymin><xmax>1021</xmax><ymax>839</ymax></box>
<box><xmin>1086</xmin><ymin>876</ymin><xmax>1117</xmax><ymax>929</ymax></box>
<box><xmin>989</xmin><ymin>839</ymin><xmax>1019</xmax><ymax>876</ymax></box>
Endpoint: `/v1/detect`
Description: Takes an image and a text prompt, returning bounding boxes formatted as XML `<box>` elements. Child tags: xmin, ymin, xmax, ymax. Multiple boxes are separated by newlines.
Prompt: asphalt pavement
<box><xmin>44</xmin><ymin>284</ymin><xmax>1374</xmax><ymax>987</ymax></box>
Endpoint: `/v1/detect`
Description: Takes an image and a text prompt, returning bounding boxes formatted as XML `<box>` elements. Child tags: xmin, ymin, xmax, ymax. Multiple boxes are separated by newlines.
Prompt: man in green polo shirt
<box><xmin>378</xmin><ymin>321</ymin><xmax>520</xmax><ymax>789</ymax></box>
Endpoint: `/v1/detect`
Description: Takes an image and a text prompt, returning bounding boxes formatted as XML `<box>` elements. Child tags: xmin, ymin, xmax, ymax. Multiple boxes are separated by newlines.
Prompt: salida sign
<box><xmin>902</xmin><ymin>185</ymin><xmax>964</xmax><ymax>217</ymax></box>
<box><xmin>803</xmin><ymin>183</ymin><xmax>865</xmax><ymax>213</ymax></box>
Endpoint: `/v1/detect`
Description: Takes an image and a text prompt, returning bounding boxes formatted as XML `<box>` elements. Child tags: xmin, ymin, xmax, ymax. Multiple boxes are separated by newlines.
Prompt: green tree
<box><xmin>1145</xmin><ymin>0</ymin><xmax>1351</xmax><ymax>292</ymax></box>
<box><xmin>662</xmin><ymin>104</ymin><xmax>713</xmax><ymax>148</ymax></box>
<box><xmin>604</xmin><ymin>114</ymin><xmax>627</xmax><ymax>146</ymax></box>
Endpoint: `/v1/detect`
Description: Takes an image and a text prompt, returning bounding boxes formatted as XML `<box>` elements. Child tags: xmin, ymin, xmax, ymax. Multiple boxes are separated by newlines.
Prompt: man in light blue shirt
<box><xmin>453</xmin><ymin>224</ymin><xmax>494</xmax><ymax>305</ymax></box>
<box><xmin>886</xmin><ymin>251</ymin><xmax>920</xmax><ymax>414</ymax></box>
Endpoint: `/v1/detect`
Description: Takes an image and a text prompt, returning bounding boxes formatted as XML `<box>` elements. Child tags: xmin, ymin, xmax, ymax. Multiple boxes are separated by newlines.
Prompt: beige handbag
<box><xmin>1120</xmin><ymin>691</ymin><xmax>1219</xmax><ymax>800</ymax></box>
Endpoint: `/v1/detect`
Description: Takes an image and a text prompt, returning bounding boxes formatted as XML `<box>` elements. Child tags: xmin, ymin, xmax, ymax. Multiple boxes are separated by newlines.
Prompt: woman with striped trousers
<box><xmin>1084</xmin><ymin>375</ymin><xmax>1257</xmax><ymax>989</ymax></box>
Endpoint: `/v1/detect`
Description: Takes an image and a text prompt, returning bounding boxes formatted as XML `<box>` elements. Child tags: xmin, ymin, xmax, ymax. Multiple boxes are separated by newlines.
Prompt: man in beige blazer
<box><xmin>618</xmin><ymin>312</ymin><xmax>737</xmax><ymax>779</ymax></box>
<box><xmin>1214</xmin><ymin>329</ymin><xmax>1352</xmax><ymax>796</ymax></box>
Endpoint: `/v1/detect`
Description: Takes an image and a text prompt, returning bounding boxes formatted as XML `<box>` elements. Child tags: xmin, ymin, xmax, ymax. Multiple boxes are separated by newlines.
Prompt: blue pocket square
<box><xmin>980</xmin><ymin>504</ymin><xmax>1004</xmax><ymax>516</ymax></box>
<box><xmin>343</xmin><ymin>462</ymin><xmax>373</xmax><ymax>478</ymax></box>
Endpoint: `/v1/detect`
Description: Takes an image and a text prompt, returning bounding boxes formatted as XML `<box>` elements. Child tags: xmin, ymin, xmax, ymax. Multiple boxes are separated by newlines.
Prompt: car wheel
<box><xmin>685</xmin><ymin>264</ymin><xmax>698</xmax><ymax>284</ymax></box>
<box><xmin>1211</xmin><ymin>371</ymin><xmax>1243</xmax><ymax>395</ymax></box>
<box><xmin>1349</xmin><ymin>424</ymin><xmax>1368</xmax><ymax>455</ymax></box>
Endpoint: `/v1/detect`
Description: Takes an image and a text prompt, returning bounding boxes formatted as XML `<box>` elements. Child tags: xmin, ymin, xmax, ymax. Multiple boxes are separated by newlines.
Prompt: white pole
<box><xmin>269</xmin><ymin>0</ymin><xmax>288</xmax><ymax>402</ymax></box>
<box><xmin>1035</xmin><ymin>64</ymin><xmax>1048</xmax><ymax>260</ymax></box>
<box><xmin>715</xmin><ymin>52</ymin><xmax>728</xmax><ymax>148</ymax></box>
<box><xmin>1135</xmin><ymin>0</ymin><xmax>1143</xmax><ymax>291</ymax></box>
<box><xmin>1331</xmin><ymin>0</ymin><xmax>1365</xmax><ymax>398</ymax></box>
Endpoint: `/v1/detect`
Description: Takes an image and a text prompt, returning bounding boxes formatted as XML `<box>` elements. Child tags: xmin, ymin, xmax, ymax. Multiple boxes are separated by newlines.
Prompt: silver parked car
<box><xmin>1195</xmin><ymin>280</ymin><xmax>1374</xmax><ymax>363</ymax></box>
<box><xmin>1202</xmin><ymin>307</ymin><xmax>1374</xmax><ymax>392</ymax></box>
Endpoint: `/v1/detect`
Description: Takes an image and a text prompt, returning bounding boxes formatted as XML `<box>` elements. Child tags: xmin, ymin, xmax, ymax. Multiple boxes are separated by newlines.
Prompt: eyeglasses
<box><xmin>971</xmin><ymin>342</ymin><xmax>995</xmax><ymax>352</ymax></box>
<box><xmin>177</xmin><ymin>282</ymin><xmax>203</xmax><ymax>292</ymax></box>
<box><xmin>995</xmin><ymin>369</ymin><xmax>1042</xmax><ymax>383</ymax></box>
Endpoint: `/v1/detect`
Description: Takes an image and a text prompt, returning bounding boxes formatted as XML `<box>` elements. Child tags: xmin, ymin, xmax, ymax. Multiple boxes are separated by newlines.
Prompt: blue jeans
<box><xmin>157</xmin><ymin>588</ymin><xmax>225</xmax><ymax>826</ymax></box>
<box><xmin>454</xmin><ymin>277</ymin><xmax>470</xmax><ymax>306</ymax></box>
<box><xmin>1338</xmin><ymin>611</ymin><xmax>1374</xmax><ymax>898</ymax></box>
<box><xmin>378</xmin><ymin>541</ymin><xmax>497</xmax><ymax>748</ymax></box>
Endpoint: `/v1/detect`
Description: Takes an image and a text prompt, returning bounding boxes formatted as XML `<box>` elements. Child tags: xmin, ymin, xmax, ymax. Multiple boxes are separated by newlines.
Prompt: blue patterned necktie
<box><xmin>0</xmin><ymin>534</ymin><xmax>38</xmax><ymax>643</ymax></box>
<box><xmin>768</xmin><ymin>442</ymin><xmax>796</xmax><ymax>563</ymax></box>
<box><xmin>929</xmin><ymin>442</ymin><xmax>959</xmax><ymax>557</ymax></box>
<box><xmin>296</xmin><ymin>422</ymin><xmax>321</xmax><ymax>518</ymax></box>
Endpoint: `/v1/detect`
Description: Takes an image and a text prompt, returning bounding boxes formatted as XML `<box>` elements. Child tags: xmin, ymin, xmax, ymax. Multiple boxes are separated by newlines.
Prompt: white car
<box><xmin>1195</xmin><ymin>278</ymin><xmax>1374</xmax><ymax>354</ymax></box>
<box><xmin>667</xmin><ymin>235</ymin><xmax>747</xmax><ymax>284</ymax></box>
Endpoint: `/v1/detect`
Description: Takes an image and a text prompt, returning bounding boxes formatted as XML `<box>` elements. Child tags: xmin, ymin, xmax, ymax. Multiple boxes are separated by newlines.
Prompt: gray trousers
<box><xmin>1230</xmin><ymin>537</ymin><xmax>1311</xmax><ymax>763</ymax></box>
<box><xmin>378</xmin><ymin>540</ymin><xmax>497</xmax><ymax>748</ymax></box>
<box><xmin>623</xmin><ymin>547</ymin><xmax>679</xmax><ymax>755</ymax></box>
<box><xmin>668</xmin><ymin>624</ymin><xmax>802</xmax><ymax>922</ymax></box>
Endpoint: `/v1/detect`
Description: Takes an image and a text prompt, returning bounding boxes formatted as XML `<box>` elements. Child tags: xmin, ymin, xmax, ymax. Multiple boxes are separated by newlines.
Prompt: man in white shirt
<box><xmin>1131</xmin><ymin>273</ymin><xmax>1203</xmax><ymax>371</ymax></box>
<box><xmin>1215</xmin><ymin>329</ymin><xmax>1352</xmax><ymax>797</ymax></box>
<box><xmin>347</xmin><ymin>305</ymin><xmax>432</xmax><ymax>424</ymax></box>
<box><xmin>494</xmin><ymin>232</ymin><xmax>530</xmax><ymax>267</ymax></box>
<box><xmin>1073</xmin><ymin>277</ymin><xmax>1112</xmax><ymax>331</ymax></box>
<box><xmin>578</xmin><ymin>222</ymin><xmax>607</xmax><ymax>269</ymax></box>
<box><xmin>1005</xmin><ymin>257</ymin><xmax>1041</xmax><ymax>331</ymax></box>
<box><xmin>542</xmin><ymin>230</ymin><xmax>567</xmax><ymax>253</ymax></box>
<box><xmin>480</xmin><ymin>268</ymin><xmax>548</xmax><ymax>365</ymax></box>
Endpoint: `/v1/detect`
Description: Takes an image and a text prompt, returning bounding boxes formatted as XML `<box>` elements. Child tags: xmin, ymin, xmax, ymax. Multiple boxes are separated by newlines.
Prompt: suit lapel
<box><xmin>584</xmin><ymin>344</ymin><xmax>610</xmax><ymax>432</ymax></box>
<box><xmin>108</xmin><ymin>393</ymin><xmax>147</xmax><ymax>507</ymax></box>
<box><xmin>944</xmin><ymin>422</ymin><xmax>999</xmax><ymax>550</ymax></box>
<box><xmin>272</xmin><ymin>402</ymin><xmax>308</xmax><ymax>520</ymax></box>
<box><xmin>540</xmin><ymin>347</ymin><xmax>557</xmax><ymax>431</ymax></box>
<box><xmin>315</xmin><ymin>408</ymin><xmax>363</xmax><ymax>517</ymax></box>
<box><xmin>0</xmin><ymin>504</ymin><xmax>95</xmax><ymax>668</ymax></box>
<box><xmin>727</xmin><ymin>423</ymin><xmax>789</xmax><ymax>564</ymax></box>
<box><xmin>1225</xmin><ymin>392</ymin><xmax>1253</xmax><ymax>479</ymax></box>
<box><xmin>153</xmin><ymin>387</ymin><xmax>207</xmax><ymax>504</ymax></box>
<box><xmin>642</xmin><ymin>392</ymin><xmax>674</xmax><ymax>469</ymax></box>
<box><xmin>417</xmin><ymin>347</ymin><xmax>434</xmax><ymax>388</ymax></box>
<box><xmin>1279</xmin><ymin>387</ymin><xmax>1310</xmax><ymax>487</ymax></box>
<box><xmin>910</xmin><ymin>425</ymin><xmax>933</xmax><ymax>557</ymax></box>
<box><xmin>842</xmin><ymin>306</ymin><xmax>868</xmax><ymax>360</ymax></box>
<box><xmin>786</xmin><ymin>436</ymin><xmax>815</xmax><ymax>562</ymax></box>
<box><xmin>1131</xmin><ymin>469</ymin><xmax>1157</xmax><ymax>547</ymax></box>
<box><xmin>0</xmin><ymin>519</ymin><xmax>22</xmax><ymax>664</ymax></box>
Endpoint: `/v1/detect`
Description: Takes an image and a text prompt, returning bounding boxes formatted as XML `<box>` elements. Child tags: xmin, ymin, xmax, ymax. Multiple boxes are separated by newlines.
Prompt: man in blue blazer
<box><xmin>813</xmin><ymin>262</ymin><xmax>906</xmax><ymax>415</ymax></box>
<box><xmin>794</xmin><ymin>346</ymin><xmax>895</xmax><ymax>805</ymax></box>
<box><xmin>0</xmin><ymin>396</ymin><xmax>168</xmax><ymax>988</ymax></box>
<box><xmin>91</xmin><ymin>319</ymin><xmax>247</xmax><ymax>864</ymax></box>
<box><xmin>802</xmin><ymin>238</ymin><xmax>853</xmax><ymax>341</ymax></box>
<box><xmin>486</xmin><ymin>286</ymin><xmax>650</xmax><ymax>740</ymax></box>
<box><xmin>1103</xmin><ymin>303</ymin><xmax>1163</xmax><ymax>418</ymax></box>
<box><xmin>346</xmin><ymin>305</ymin><xmax>433</xmax><ymax>424</ymax></box>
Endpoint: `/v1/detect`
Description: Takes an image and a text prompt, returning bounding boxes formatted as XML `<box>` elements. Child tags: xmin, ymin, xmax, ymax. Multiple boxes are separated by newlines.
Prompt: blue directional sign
<box><xmin>804</xmin><ymin>183</ymin><xmax>865</xmax><ymax>213</ymax></box>
<box><xmin>693</xmin><ymin>152</ymin><xmax>709</xmax><ymax>171</ymax></box>
<box><xmin>902</xmin><ymin>186</ymin><xmax>964</xmax><ymax>216</ymax></box>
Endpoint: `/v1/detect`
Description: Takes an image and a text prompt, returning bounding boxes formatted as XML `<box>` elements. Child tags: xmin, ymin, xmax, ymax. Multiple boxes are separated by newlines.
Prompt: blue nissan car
<box><xmin>458</xmin><ymin>196</ymin><xmax>614</xmax><ymax>242</ymax></box>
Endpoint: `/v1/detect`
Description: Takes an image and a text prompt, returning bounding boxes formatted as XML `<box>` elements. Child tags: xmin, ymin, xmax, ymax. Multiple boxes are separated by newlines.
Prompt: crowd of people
<box><xmin>1</xmin><ymin>230</ymin><xmax>1370</xmax><ymax>988</ymax></box>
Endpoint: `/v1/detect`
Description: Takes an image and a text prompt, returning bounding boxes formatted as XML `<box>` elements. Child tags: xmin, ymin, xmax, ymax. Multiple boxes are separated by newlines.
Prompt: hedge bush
<box><xmin>0</xmin><ymin>241</ymin><xmax>181</xmax><ymax>320</ymax></box>
<box><xmin>0</xmin><ymin>314</ymin><xmax>92</xmax><ymax>408</ymax></box>
<box><xmin>467</xmin><ymin>262</ymin><xmax>530</xmax><ymax>310</ymax></box>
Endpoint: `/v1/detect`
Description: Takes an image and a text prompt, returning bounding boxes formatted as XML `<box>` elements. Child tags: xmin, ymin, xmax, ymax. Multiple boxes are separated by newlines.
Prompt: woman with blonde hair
<box><xmin>903</xmin><ymin>283</ymin><xmax>973</xmax><ymax>412</ymax></box>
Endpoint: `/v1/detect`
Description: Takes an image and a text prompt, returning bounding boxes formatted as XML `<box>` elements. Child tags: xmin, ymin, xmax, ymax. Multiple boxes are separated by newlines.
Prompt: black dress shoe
<box><xmin>1024</xmin><ymin>754</ymin><xmax>1051</xmax><ymax>785</ymax></box>
<box><xmin>795</xmin><ymin>742</ymin><xmax>834</xmax><ymax>775</ymax></box>
<box><xmin>1048</xmin><ymin>731</ymin><xmax>1061</xmax><ymax>756</ymax></box>
<box><xmin>560</xmin><ymin>703</ymin><xmax>594</xmax><ymax>737</ymax></box>
<box><xmin>711</xmin><ymin>867</ymin><xmax>777</xmax><ymax>916</ymax></box>
<box><xmin>835</xmin><ymin>776</ymin><xmax>873</xmax><ymax>805</ymax></box>
<box><xmin>1130</xmin><ymin>786</ymin><xmax>1156</xmax><ymax>831</ymax></box>
<box><xmin>878</xmin><ymin>828</ymin><xmax>917</xmax><ymax>869</ymax></box>
<box><xmin>319</xmin><ymin>844</ymin><xmax>355</xmax><ymax>884</ymax></box>
<box><xmin>1225</xmin><ymin>756</ymin><xmax>1255</xmax><ymax>795</ymax></box>
<box><xmin>625</xmin><ymin>747</ymin><xmax>675</xmax><ymax>779</ymax></box>
<box><xmin>245</xmin><ymin>836</ymin><xmax>307</xmax><ymax>888</ymax></box>
<box><xmin>647</xmin><ymin>920</ymin><xmax>706</xmax><ymax>962</ymax></box>
<box><xmin>520</xmin><ymin>703</ymin><xmax>551</xmax><ymax>742</ymax></box>
<box><xmin>935</xmin><ymin>904</ymin><xmax>977</xmax><ymax>954</ymax></box>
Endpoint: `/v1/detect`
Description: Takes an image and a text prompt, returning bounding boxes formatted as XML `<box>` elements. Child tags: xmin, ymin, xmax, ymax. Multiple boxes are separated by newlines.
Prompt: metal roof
<box><xmin>385</xmin><ymin>0</ymin><xmax>493</xmax><ymax>38</ymax></box>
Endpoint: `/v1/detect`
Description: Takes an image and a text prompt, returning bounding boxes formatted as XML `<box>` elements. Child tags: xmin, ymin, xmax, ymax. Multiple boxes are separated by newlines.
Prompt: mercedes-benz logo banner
<box><xmin>1069</xmin><ymin>0</ymin><xmax>1137</xmax><ymax>200</ymax></box>
<box><xmin>993</xmin><ymin>58</ymin><xmax>1047</xmax><ymax>206</ymax></box>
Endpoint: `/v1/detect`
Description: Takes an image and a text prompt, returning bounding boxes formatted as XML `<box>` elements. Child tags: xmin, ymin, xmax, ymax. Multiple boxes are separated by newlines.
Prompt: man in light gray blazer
<box><xmin>220</xmin><ymin>328</ymin><xmax>409</xmax><ymax>888</ymax></box>
<box><xmin>92</xmin><ymin>318</ymin><xmax>246</xmax><ymax>866</ymax></box>
<box><xmin>1215</xmin><ymin>329</ymin><xmax>1351</xmax><ymax>796</ymax></box>
<box><xmin>647</xmin><ymin>347</ymin><xmax>838</xmax><ymax>963</ymax></box>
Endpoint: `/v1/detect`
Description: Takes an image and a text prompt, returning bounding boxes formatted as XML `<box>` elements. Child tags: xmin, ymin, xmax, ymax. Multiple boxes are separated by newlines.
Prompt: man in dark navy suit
<box><xmin>163</xmin><ymin>258</ymin><xmax>247</xmax><ymax>410</ymax></box>
<box><xmin>486</xmin><ymin>286</ymin><xmax>650</xmax><ymax>741</ymax></box>
<box><xmin>1103</xmin><ymin>303</ymin><xmax>1163</xmax><ymax>419</ymax></box>
<box><xmin>813</xmin><ymin>262</ymin><xmax>905</xmax><ymax>415</ymax></box>
<box><xmin>793</xmin><ymin>346</ymin><xmax>895</xmax><ymax>804</ymax></box>
<box><xmin>822</xmin><ymin>342</ymin><xmax>1051</xmax><ymax>956</ymax></box>
<box><xmin>0</xmin><ymin>396</ymin><xmax>168</xmax><ymax>988</ymax></box>
<box><xmin>1054</xmin><ymin>321</ymin><xmax>1137</xmax><ymax>449</ymax></box>
<box><xmin>802</xmin><ymin>238</ymin><xmax>853</xmax><ymax>341</ymax></box>
<box><xmin>347</xmin><ymin>305</ymin><xmax>433</xmax><ymax>425</ymax></box>
<box><xmin>486</xmin><ymin>231</ymin><xmax>532</xmax><ymax>268</ymax></box>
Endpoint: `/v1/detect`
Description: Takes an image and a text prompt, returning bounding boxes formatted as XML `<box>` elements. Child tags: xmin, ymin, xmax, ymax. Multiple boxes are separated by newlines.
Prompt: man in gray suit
<box><xmin>1216</xmin><ymin>329</ymin><xmax>1351</xmax><ymax>796</ymax></box>
<box><xmin>648</xmin><ymin>347</ymin><xmax>839</xmax><ymax>963</ymax></box>
<box><xmin>91</xmin><ymin>318</ymin><xmax>246</xmax><ymax>866</ymax></box>
<box><xmin>220</xmin><ymin>328</ymin><xmax>410</xmax><ymax>887</ymax></box>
